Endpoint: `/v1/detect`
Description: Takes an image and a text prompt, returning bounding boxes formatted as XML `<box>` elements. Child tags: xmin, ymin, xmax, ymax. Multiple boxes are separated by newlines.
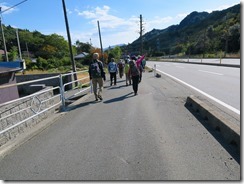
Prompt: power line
<box><xmin>0</xmin><ymin>0</ymin><xmax>28</xmax><ymax>61</ymax></box>
<box><xmin>0</xmin><ymin>0</ymin><xmax>28</xmax><ymax>14</ymax></box>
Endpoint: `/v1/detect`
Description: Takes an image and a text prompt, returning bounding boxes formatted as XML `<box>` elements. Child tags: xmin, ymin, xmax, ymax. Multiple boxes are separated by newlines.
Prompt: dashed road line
<box><xmin>198</xmin><ymin>70</ymin><xmax>223</xmax><ymax>76</ymax></box>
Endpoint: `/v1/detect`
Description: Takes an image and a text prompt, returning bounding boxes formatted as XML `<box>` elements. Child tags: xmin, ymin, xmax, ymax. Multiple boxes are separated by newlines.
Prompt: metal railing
<box><xmin>0</xmin><ymin>70</ymin><xmax>91</xmax><ymax>137</ymax></box>
<box><xmin>60</xmin><ymin>70</ymin><xmax>91</xmax><ymax>110</ymax></box>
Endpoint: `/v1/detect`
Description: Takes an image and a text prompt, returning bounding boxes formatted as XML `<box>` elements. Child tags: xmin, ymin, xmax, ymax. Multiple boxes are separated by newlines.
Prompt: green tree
<box><xmin>109</xmin><ymin>46</ymin><xmax>122</xmax><ymax>61</ymax></box>
<box><xmin>36</xmin><ymin>57</ymin><xmax>48</xmax><ymax>70</ymax></box>
<box><xmin>228</xmin><ymin>23</ymin><xmax>240</xmax><ymax>52</ymax></box>
<box><xmin>75</xmin><ymin>40</ymin><xmax>92</xmax><ymax>53</ymax></box>
<box><xmin>9</xmin><ymin>46</ymin><xmax>18</xmax><ymax>61</ymax></box>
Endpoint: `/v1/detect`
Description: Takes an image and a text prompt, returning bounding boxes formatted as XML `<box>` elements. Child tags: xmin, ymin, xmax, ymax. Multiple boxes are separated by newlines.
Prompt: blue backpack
<box><xmin>109</xmin><ymin>63</ymin><xmax>117</xmax><ymax>73</ymax></box>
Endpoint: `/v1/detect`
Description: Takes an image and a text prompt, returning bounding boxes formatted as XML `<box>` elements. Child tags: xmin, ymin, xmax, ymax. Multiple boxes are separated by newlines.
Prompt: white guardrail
<box><xmin>0</xmin><ymin>70</ymin><xmax>91</xmax><ymax>137</ymax></box>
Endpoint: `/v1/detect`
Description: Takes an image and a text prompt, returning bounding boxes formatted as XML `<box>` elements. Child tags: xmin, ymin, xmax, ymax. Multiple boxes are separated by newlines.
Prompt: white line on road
<box><xmin>155</xmin><ymin>68</ymin><xmax>240</xmax><ymax>115</ymax></box>
<box><xmin>176</xmin><ymin>66</ymin><xmax>185</xmax><ymax>69</ymax></box>
<box><xmin>198</xmin><ymin>70</ymin><xmax>223</xmax><ymax>76</ymax></box>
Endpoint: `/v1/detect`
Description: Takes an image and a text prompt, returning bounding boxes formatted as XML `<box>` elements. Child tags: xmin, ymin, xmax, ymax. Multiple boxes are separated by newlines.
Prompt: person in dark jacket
<box><xmin>128</xmin><ymin>60</ymin><xmax>140</xmax><ymax>95</ymax></box>
<box><xmin>89</xmin><ymin>53</ymin><xmax>105</xmax><ymax>101</ymax></box>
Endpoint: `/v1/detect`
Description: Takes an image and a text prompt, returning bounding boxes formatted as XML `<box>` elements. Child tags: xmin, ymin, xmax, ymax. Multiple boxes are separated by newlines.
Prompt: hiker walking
<box><xmin>136</xmin><ymin>55</ymin><xmax>145</xmax><ymax>82</ymax></box>
<box><xmin>89</xmin><ymin>53</ymin><xmax>106</xmax><ymax>101</ymax></box>
<box><xmin>124</xmin><ymin>58</ymin><xmax>131</xmax><ymax>86</ymax></box>
<box><xmin>128</xmin><ymin>60</ymin><xmax>140</xmax><ymax>95</ymax></box>
<box><xmin>108</xmin><ymin>58</ymin><xmax>118</xmax><ymax>86</ymax></box>
<box><xmin>117</xmin><ymin>59</ymin><xmax>124</xmax><ymax>78</ymax></box>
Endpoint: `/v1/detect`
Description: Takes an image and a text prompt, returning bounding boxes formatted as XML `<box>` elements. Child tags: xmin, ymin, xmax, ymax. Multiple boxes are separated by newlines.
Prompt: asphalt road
<box><xmin>147</xmin><ymin>61</ymin><xmax>240</xmax><ymax>115</ymax></box>
<box><xmin>0</xmin><ymin>72</ymin><xmax>240</xmax><ymax>180</ymax></box>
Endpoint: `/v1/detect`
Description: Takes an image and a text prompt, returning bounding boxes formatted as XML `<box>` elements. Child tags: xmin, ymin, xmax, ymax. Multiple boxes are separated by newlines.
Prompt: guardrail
<box><xmin>60</xmin><ymin>70</ymin><xmax>90</xmax><ymax>110</ymax></box>
<box><xmin>0</xmin><ymin>70</ymin><xmax>91</xmax><ymax>146</ymax></box>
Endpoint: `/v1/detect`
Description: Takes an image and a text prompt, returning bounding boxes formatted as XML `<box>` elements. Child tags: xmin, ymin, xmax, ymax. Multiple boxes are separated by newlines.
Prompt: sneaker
<box><xmin>95</xmin><ymin>98</ymin><xmax>98</xmax><ymax>101</ymax></box>
<box><xmin>98</xmin><ymin>95</ymin><xmax>103</xmax><ymax>100</ymax></box>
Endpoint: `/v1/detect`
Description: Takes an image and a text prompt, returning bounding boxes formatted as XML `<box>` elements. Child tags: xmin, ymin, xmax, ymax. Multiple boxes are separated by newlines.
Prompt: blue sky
<box><xmin>0</xmin><ymin>0</ymin><xmax>241</xmax><ymax>48</ymax></box>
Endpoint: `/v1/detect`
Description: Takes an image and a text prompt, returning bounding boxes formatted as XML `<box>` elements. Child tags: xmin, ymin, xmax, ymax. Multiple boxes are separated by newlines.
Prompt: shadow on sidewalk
<box><xmin>103</xmin><ymin>92</ymin><xmax>134</xmax><ymax>104</ymax></box>
<box><xmin>65</xmin><ymin>100</ymin><xmax>98</xmax><ymax>112</ymax></box>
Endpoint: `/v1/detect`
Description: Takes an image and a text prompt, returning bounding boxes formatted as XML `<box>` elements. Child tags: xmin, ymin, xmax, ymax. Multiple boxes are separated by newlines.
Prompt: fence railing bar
<box><xmin>66</xmin><ymin>87</ymin><xmax>91</xmax><ymax>100</ymax></box>
<box><xmin>0</xmin><ymin>106</ymin><xmax>32</xmax><ymax>121</ymax></box>
<box><xmin>0</xmin><ymin>101</ymin><xmax>61</xmax><ymax>135</ymax></box>
<box><xmin>0</xmin><ymin>86</ymin><xmax>60</xmax><ymax>107</ymax></box>
<box><xmin>0</xmin><ymin>75</ymin><xmax>60</xmax><ymax>90</ymax></box>
<box><xmin>61</xmin><ymin>70</ymin><xmax>88</xmax><ymax>77</ymax></box>
<box><xmin>40</xmin><ymin>94</ymin><xmax>61</xmax><ymax>104</ymax></box>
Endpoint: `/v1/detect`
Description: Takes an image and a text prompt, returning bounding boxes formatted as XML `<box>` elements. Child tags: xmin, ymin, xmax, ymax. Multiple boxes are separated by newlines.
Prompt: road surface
<box><xmin>0</xmin><ymin>71</ymin><xmax>240</xmax><ymax>180</ymax></box>
<box><xmin>147</xmin><ymin>61</ymin><xmax>240</xmax><ymax>115</ymax></box>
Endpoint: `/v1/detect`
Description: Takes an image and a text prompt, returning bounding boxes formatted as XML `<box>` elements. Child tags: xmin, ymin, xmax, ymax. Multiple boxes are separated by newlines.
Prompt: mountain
<box><xmin>178</xmin><ymin>11</ymin><xmax>209</xmax><ymax>29</ymax></box>
<box><xmin>127</xmin><ymin>4</ymin><xmax>240</xmax><ymax>56</ymax></box>
<box><xmin>104</xmin><ymin>44</ymin><xmax>126</xmax><ymax>51</ymax></box>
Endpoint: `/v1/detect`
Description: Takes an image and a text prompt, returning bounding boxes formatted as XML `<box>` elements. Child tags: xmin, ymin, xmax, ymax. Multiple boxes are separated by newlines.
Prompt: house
<box><xmin>74</xmin><ymin>52</ymin><xmax>89</xmax><ymax>60</ymax></box>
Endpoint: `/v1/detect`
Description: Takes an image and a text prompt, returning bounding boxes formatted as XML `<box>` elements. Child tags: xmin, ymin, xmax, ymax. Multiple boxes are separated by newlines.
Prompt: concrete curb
<box><xmin>185</xmin><ymin>95</ymin><xmax>240</xmax><ymax>150</ymax></box>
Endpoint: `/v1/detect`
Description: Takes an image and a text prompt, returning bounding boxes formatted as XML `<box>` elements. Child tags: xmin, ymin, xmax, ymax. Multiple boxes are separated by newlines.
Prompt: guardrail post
<box><xmin>59</xmin><ymin>74</ymin><xmax>66</xmax><ymax>111</ymax></box>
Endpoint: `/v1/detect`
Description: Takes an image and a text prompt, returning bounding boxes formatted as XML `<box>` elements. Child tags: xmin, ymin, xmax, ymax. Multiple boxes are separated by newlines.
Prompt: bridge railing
<box><xmin>0</xmin><ymin>70</ymin><xmax>90</xmax><ymax>146</ymax></box>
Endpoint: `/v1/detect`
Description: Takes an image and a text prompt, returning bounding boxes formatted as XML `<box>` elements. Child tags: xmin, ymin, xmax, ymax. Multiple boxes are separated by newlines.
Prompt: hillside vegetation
<box><xmin>127</xmin><ymin>4</ymin><xmax>240</xmax><ymax>57</ymax></box>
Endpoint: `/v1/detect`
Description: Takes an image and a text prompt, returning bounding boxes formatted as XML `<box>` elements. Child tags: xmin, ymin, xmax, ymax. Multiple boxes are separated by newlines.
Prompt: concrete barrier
<box><xmin>186</xmin><ymin>95</ymin><xmax>240</xmax><ymax>150</ymax></box>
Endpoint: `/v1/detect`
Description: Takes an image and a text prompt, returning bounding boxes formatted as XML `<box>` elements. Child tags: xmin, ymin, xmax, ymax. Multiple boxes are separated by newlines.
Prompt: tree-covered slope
<box><xmin>129</xmin><ymin>4</ymin><xmax>240</xmax><ymax>56</ymax></box>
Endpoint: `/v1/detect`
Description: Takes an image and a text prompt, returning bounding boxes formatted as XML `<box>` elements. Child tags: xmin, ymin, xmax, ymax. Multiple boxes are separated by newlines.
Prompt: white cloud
<box><xmin>0</xmin><ymin>3</ymin><xmax>17</xmax><ymax>14</ymax></box>
<box><xmin>73</xmin><ymin>5</ymin><xmax>182</xmax><ymax>47</ymax></box>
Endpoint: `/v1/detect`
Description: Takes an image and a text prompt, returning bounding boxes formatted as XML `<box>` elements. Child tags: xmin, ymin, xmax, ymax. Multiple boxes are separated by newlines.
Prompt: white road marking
<box><xmin>198</xmin><ymin>70</ymin><xmax>223</xmax><ymax>76</ymax></box>
<box><xmin>154</xmin><ymin>68</ymin><xmax>240</xmax><ymax>115</ymax></box>
<box><xmin>176</xmin><ymin>66</ymin><xmax>185</xmax><ymax>69</ymax></box>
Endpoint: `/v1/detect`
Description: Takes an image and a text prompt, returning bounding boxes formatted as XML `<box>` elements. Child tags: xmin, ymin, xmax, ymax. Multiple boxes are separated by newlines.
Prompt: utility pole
<box><xmin>0</xmin><ymin>1</ymin><xmax>28</xmax><ymax>62</ymax></box>
<box><xmin>139</xmin><ymin>14</ymin><xmax>145</xmax><ymax>55</ymax></box>
<box><xmin>0</xmin><ymin>8</ymin><xmax>8</xmax><ymax>61</ymax></box>
<box><xmin>97</xmin><ymin>21</ymin><xmax>104</xmax><ymax>63</ymax></box>
<box><xmin>62</xmin><ymin>0</ymin><xmax>77</xmax><ymax>81</ymax></box>
<box><xmin>16</xmin><ymin>29</ymin><xmax>22</xmax><ymax>60</ymax></box>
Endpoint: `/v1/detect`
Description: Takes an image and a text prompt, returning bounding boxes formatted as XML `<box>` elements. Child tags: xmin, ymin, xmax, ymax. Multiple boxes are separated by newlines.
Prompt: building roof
<box><xmin>74</xmin><ymin>52</ymin><xmax>89</xmax><ymax>59</ymax></box>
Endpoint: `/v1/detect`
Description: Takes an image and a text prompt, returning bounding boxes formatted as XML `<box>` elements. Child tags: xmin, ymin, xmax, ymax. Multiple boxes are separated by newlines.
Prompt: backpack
<box><xmin>130</xmin><ymin>65</ymin><xmax>139</xmax><ymax>76</ymax></box>
<box><xmin>90</xmin><ymin>61</ymin><xmax>102</xmax><ymax>78</ymax></box>
<box><xmin>118</xmin><ymin>62</ymin><xmax>123</xmax><ymax>69</ymax></box>
<box><xmin>109</xmin><ymin>63</ymin><xmax>117</xmax><ymax>73</ymax></box>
